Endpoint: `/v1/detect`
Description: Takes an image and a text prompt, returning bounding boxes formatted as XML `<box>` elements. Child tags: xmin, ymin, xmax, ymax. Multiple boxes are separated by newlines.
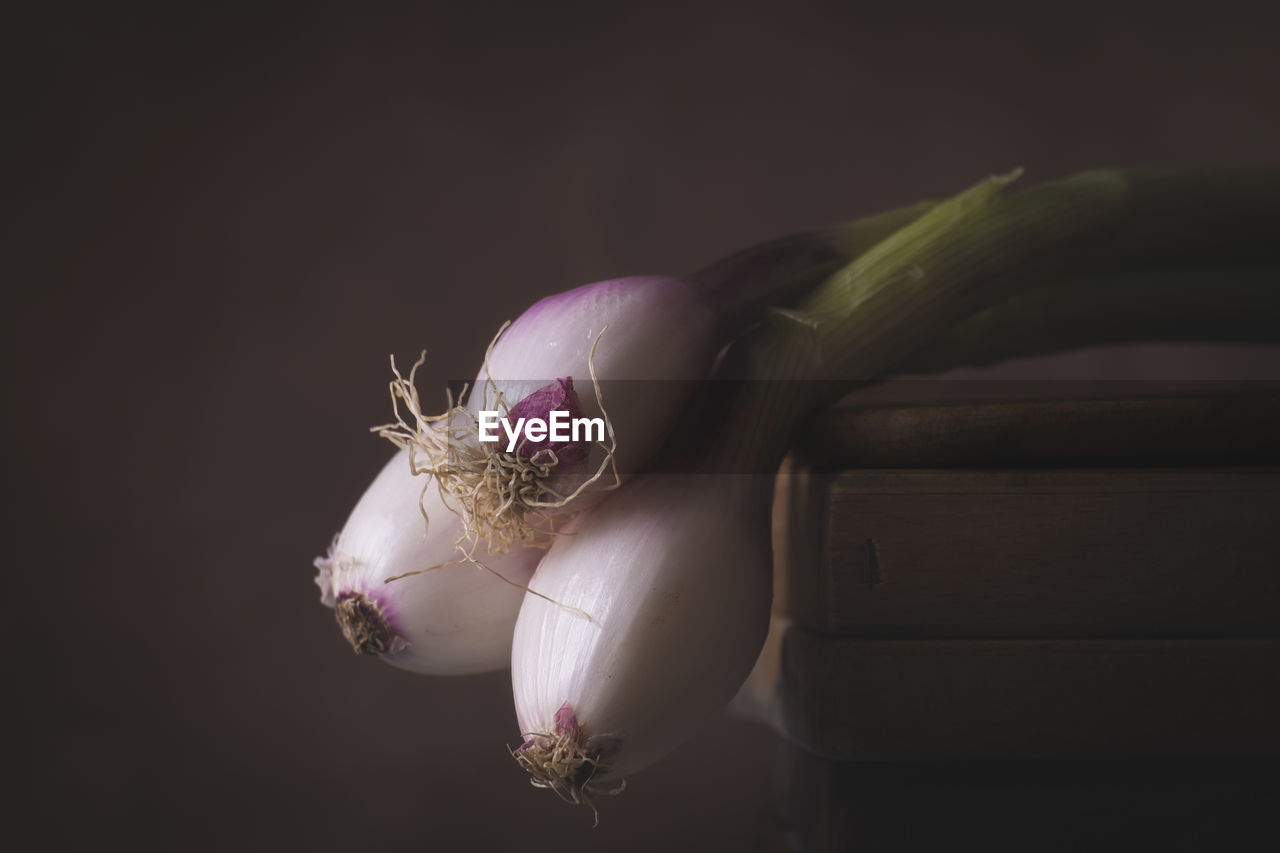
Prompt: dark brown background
<box><xmin>8</xmin><ymin>2</ymin><xmax>1280</xmax><ymax>850</ymax></box>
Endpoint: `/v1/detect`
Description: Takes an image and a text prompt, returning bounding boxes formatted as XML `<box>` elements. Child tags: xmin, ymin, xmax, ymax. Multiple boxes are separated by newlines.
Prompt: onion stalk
<box><xmin>897</xmin><ymin>266</ymin><xmax>1280</xmax><ymax>375</ymax></box>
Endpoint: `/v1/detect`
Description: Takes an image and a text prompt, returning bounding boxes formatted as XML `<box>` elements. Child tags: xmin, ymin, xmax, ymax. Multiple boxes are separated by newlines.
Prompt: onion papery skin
<box><xmin>510</xmin><ymin>473</ymin><xmax>772</xmax><ymax>783</ymax></box>
<box><xmin>317</xmin><ymin>448</ymin><xmax>544</xmax><ymax>675</ymax></box>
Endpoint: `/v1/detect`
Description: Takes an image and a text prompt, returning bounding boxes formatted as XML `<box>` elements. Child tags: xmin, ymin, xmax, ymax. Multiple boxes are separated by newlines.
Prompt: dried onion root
<box><xmin>510</xmin><ymin>703</ymin><xmax>625</xmax><ymax>827</ymax></box>
<box><xmin>373</xmin><ymin>326</ymin><xmax>619</xmax><ymax>555</ymax></box>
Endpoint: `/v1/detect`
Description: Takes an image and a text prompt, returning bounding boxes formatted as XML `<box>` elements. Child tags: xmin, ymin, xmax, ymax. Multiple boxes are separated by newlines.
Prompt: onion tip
<box><xmin>510</xmin><ymin>702</ymin><xmax>626</xmax><ymax>826</ymax></box>
<box><xmin>334</xmin><ymin>591</ymin><xmax>396</xmax><ymax>656</ymax></box>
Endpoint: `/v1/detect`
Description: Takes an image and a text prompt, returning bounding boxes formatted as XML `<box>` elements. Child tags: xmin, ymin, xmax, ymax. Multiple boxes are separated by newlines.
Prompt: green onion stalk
<box><xmin>899</xmin><ymin>264</ymin><xmax>1280</xmax><ymax>375</ymax></box>
<box><xmin>719</xmin><ymin>166</ymin><xmax>1280</xmax><ymax>479</ymax></box>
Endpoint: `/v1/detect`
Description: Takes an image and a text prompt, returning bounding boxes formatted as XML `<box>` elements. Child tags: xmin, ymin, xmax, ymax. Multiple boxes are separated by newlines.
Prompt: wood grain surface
<box><xmin>780</xmin><ymin>631</ymin><xmax>1280</xmax><ymax>761</ymax></box>
<box><xmin>780</xmin><ymin>467</ymin><xmax>1280</xmax><ymax>636</ymax></box>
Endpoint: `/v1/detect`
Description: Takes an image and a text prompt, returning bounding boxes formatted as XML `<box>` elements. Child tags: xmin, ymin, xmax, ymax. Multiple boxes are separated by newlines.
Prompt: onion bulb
<box><xmin>314</xmin><ymin>445</ymin><xmax>545</xmax><ymax>675</ymax></box>
<box><xmin>376</xmin><ymin>276</ymin><xmax>722</xmax><ymax>554</ymax></box>
<box><xmin>509</xmin><ymin>474</ymin><xmax>772</xmax><ymax>817</ymax></box>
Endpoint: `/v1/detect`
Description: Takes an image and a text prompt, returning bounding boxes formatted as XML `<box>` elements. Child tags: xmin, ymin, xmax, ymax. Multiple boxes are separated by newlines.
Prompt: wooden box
<box><xmin>752</xmin><ymin>384</ymin><xmax>1280</xmax><ymax>762</ymax></box>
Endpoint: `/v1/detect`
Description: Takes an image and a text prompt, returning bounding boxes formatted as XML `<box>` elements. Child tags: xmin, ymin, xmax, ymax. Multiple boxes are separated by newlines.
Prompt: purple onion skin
<box><xmin>501</xmin><ymin>377</ymin><xmax>590</xmax><ymax>469</ymax></box>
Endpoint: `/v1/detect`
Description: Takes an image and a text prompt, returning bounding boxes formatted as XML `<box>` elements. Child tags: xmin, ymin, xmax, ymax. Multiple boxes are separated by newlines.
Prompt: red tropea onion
<box><xmin>318</xmin><ymin>204</ymin><xmax>932</xmax><ymax>675</ymax></box>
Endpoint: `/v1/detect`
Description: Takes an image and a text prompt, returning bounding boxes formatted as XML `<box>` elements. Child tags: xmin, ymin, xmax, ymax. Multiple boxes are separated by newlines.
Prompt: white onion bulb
<box><xmin>377</xmin><ymin>276</ymin><xmax>726</xmax><ymax>555</ymax></box>
<box><xmin>509</xmin><ymin>474</ymin><xmax>772</xmax><ymax>812</ymax></box>
<box><xmin>315</xmin><ymin>447</ymin><xmax>544</xmax><ymax>675</ymax></box>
